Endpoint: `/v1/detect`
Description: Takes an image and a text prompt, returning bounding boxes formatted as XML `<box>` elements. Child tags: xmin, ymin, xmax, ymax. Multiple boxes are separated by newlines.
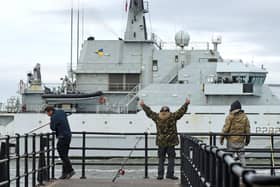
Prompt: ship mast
<box><xmin>124</xmin><ymin>0</ymin><xmax>148</xmax><ymax>41</ymax></box>
<box><xmin>70</xmin><ymin>6</ymin><xmax>74</xmax><ymax>82</ymax></box>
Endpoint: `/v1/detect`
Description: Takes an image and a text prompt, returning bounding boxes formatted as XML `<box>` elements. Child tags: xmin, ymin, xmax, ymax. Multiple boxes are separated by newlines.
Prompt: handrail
<box><xmin>0</xmin><ymin>132</ymin><xmax>55</xmax><ymax>187</ymax></box>
<box><xmin>180</xmin><ymin>134</ymin><xmax>280</xmax><ymax>187</ymax></box>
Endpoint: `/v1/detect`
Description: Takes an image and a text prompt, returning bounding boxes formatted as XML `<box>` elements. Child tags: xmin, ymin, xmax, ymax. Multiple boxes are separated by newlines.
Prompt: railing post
<box><xmin>38</xmin><ymin>134</ymin><xmax>44</xmax><ymax>185</ymax></box>
<box><xmin>180</xmin><ymin>135</ymin><xmax>185</xmax><ymax>185</ymax></box>
<box><xmin>80</xmin><ymin>131</ymin><xmax>86</xmax><ymax>179</ymax></box>
<box><xmin>51</xmin><ymin>132</ymin><xmax>55</xmax><ymax>179</ymax></box>
<box><xmin>222</xmin><ymin>154</ymin><xmax>232</xmax><ymax>187</ymax></box>
<box><xmin>5</xmin><ymin>136</ymin><xmax>10</xmax><ymax>187</ymax></box>
<box><xmin>213</xmin><ymin>134</ymin><xmax>217</xmax><ymax>146</ymax></box>
<box><xmin>0</xmin><ymin>138</ymin><xmax>8</xmax><ymax>187</ymax></box>
<box><xmin>209</xmin><ymin>147</ymin><xmax>217</xmax><ymax>187</ymax></box>
<box><xmin>46</xmin><ymin>133</ymin><xmax>50</xmax><ymax>181</ymax></box>
<box><xmin>38</xmin><ymin>134</ymin><xmax>48</xmax><ymax>185</ymax></box>
<box><xmin>231</xmin><ymin>163</ymin><xmax>241</xmax><ymax>187</ymax></box>
<box><xmin>209</xmin><ymin>132</ymin><xmax>213</xmax><ymax>146</ymax></box>
<box><xmin>216</xmin><ymin>151</ymin><xmax>223</xmax><ymax>187</ymax></box>
<box><xmin>205</xmin><ymin>146</ymin><xmax>211</xmax><ymax>185</ymax></box>
<box><xmin>32</xmin><ymin>134</ymin><xmax>36</xmax><ymax>187</ymax></box>
<box><xmin>270</xmin><ymin>134</ymin><xmax>275</xmax><ymax>176</ymax></box>
<box><xmin>144</xmin><ymin>132</ymin><xmax>149</xmax><ymax>179</ymax></box>
<box><xmin>180</xmin><ymin>134</ymin><xmax>191</xmax><ymax>187</ymax></box>
<box><xmin>24</xmin><ymin>134</ymin><xmax>28</xmax><ymax>187</ymax></box>
<box><xmin>15</xmin><ymin>134</ymin><xmax>20</xmax><ymax>187</ymax></box>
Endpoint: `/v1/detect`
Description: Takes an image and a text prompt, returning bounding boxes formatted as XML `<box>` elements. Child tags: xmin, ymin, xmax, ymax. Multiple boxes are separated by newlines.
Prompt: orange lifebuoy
<box><xmin>98</xmin><ymin>96</ymin><xmax>106</xmax><ymax>104</ymax></box>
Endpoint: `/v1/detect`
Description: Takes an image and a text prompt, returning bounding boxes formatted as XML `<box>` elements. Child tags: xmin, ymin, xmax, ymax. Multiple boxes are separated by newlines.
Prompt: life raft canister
<box><xmin>98</xmin><ymin>96</ymin><xmax>106</xmax><ymax>104</ymax></box>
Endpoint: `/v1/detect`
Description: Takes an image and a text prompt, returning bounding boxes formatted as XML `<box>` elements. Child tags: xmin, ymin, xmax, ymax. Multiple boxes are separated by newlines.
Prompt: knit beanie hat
<box><xmin>160</xmin><ymin>106</ymin><xmax>170</xmax><ymax>112</ymax></box>
<box><xmin>230</xmin><ymin>100</ymin><xmax>241</xmax><ymax>112</ymax></box>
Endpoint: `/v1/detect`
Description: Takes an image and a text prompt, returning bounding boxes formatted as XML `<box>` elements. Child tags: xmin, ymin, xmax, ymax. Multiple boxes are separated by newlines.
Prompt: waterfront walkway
<box><xmin>46</xmin><ymin>179</ymin><xmax>180</xmax><ymax>187</ymax></box>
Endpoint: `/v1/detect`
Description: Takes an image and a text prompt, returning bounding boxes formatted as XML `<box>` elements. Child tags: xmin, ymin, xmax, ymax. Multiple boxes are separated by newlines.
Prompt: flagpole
<box><xmin>77</xmin><ymin>0</ymin><xmax>80</xmax><ymax>66</ymax></box>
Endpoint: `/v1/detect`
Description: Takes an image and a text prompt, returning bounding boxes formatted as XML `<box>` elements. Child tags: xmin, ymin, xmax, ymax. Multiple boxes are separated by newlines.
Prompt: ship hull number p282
<box><xmin>256</xmin><ymin>127</ymin><xmax>280</xmax><ymax>134</ymax></box>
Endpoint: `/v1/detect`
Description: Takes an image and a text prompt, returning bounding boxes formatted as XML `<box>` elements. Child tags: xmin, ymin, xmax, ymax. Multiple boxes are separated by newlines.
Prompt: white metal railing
<box><xmin>123</xmin><ymin>84</ymin><xmax>141</xmax><ymax>112</ymax></box>
<box><xmin>159</xmin><ymin>41</ymin><xmax>210</xmax><ymax>50</ymax></box>
<box><xmin>97</xmin><ymin>104</ymin><xmax>129</xmax><ymax>114</ymax></box>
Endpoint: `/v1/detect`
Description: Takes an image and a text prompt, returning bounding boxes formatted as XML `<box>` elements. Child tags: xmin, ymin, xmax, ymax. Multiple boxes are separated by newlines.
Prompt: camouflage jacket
<box><xmin>142</xmin><ymin>103</ymin><xmax>188</xmax><ymax>147</ymax></box>
<box><xmin>221</xmin><ymin>109</ymin><xmax>250</xmax><ymax>144</ymax></box>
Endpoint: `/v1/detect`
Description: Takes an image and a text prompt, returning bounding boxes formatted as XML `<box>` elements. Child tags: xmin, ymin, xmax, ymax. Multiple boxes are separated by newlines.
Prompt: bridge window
<box><xmin>243</xmin><ymin>84</ymin><xmax>253</xmax><ymax>93</ymax></box>
<box><xmin>248</xmin><ymin>76</ymin><xmax>265</xmax><ymax>84</ymax></box>
<box><xmin>208</xmin><ymin>58</ymin><xmax>218</xmax><ymax>62</ymax></box>
<box><xmin>232</xmin><ymin>76</ymin><xmax>246</xmax><ymax>83</ymax></box>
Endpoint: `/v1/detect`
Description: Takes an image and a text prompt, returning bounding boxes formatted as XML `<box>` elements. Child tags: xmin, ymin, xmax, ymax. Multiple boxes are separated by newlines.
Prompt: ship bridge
<box><xmin>204</xmin><ymin>60</ymin><xmax>268</xmax><ymax>96</ymax></box>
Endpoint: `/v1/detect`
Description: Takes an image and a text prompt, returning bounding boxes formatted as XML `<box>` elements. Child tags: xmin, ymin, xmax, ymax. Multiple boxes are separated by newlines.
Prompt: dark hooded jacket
<box><xmin>142</xmin><ymin>103</ymin><xmax>188</xmax><ymax>147</ymax></box>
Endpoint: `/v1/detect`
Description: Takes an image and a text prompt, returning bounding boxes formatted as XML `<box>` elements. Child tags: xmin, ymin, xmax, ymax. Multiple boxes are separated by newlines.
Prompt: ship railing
<box><xmin>160</xmin><ymin>41</ymin><xmax>210</xmax><ymax>50</ymax></box>
<box><xmin>1</xmin><ymin>132</ymin><xmax>280</xmax><ymax>186</ymax></box>
<box><xmin>122</xmin><ymin>84</ymin><xmax>141</xmax><ymax>113</ymax></box>
<box><xmin>96</xmin><ymin>103</ymin><xmax>129</xmax><ymax>114</ymax></box>
<box><xmin>43</xmin><ymin>82</ymin><xmax>140</xmax><ymax>93</ymax></box>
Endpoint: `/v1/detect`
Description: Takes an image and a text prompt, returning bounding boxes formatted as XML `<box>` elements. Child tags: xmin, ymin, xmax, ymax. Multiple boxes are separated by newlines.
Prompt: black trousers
<box><xmin>158</xmin><ymin>146</ymin><xmax>176</xmax><ymax>177</ymax></box>
<box><xmin>57</xmin><ymin>136</ymin><xmax>73</xmax><ymax>174</ymax></box>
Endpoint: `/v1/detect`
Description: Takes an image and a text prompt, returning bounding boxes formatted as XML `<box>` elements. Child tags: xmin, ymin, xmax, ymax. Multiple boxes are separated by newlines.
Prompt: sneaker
<box><xmin>166</xmin><ymin>176</ymin><xmax>178</xmax><ymax>180</ymax></box>
<box><xmin>59</xmin><ymin>173</ymin><xmax>68</xmax><ymax>179</ymax></box>
<box><xmin>66</xmin><ymin>170</ymin><xmax>75</xmax><ymax>179</ymax></box>
<box><xmin>157</xmin><ymin>176</ymin><xmax>163</xmax><ymax>180</ymax></box>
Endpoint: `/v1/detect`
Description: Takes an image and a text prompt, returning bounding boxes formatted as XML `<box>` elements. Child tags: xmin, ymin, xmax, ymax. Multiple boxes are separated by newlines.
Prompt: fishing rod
<box><xmin>27</xmin><ymin>122</ymin><xmax>50</xmax><ymax>134</ymax></box>
<box><xmin>112</xmin><ymin>136</ymin><xmax>143</xmax><ymax>182</ymax></box>
<box><xmin>5</xmin><ymin>122</ymin><xmax>50</xmax><ymax>145</ymax></box>
<box><xmin>112</xmin><ymin>127</ymin><xmax>152</xmax><ymax>183</ymax></box>
<box><xmin>12</xmin><ymin>111</ymin><xmax>72</xmax><ymax>138</ymax></box>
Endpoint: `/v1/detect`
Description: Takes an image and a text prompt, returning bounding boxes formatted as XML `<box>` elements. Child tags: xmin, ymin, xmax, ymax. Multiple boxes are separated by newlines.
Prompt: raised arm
<box><xmin>140</xmin><ymin>100</ymin><xmax>159</xmax><ymax>121</ymax></box>
<box><xmin>173</xmin><ymin>98</ymin><xmax>190</xmax><ymax>120</ymax></box>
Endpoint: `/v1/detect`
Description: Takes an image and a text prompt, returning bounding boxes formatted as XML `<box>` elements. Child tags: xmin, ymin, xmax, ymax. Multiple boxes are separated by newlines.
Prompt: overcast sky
<box><xmin>0</xmin><ymin>0</ymin><xmax>280</xmax><ymax>102</ymax></box>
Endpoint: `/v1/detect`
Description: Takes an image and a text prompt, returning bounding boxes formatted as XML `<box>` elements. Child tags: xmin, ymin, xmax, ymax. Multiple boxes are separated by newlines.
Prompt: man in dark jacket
<box><xmin>140</xmin><ymin>98</ymin><xmax>190</xmax><ymax>180</ymax></box>
<box><xmin>220</xmin><ymin>100</ymin><xmax>250</xmax><ymax>166</ymax></box>
<box><xmin>45</xmin><ymin>106</ymin><xmax>75</xmax><ymax>179</ymax></box>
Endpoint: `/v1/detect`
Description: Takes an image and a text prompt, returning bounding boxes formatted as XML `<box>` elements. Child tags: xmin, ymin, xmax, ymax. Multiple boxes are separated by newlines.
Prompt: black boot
<box><xmin>166</xmin><ymin>175</ymin><xmax>178</xmax><ymax>180</ymax></box>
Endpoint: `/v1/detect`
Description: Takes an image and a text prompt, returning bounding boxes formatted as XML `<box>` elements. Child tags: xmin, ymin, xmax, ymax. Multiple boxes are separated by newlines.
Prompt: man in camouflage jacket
<box><xmin>220</xmin><ymin>100</ymin><xmax>250</xmax><ymax>166</ymax></box>
<box><xmin>140</xmin><ymin>98</ymin><xmax>190</xmax><ymax>180</ymax></box>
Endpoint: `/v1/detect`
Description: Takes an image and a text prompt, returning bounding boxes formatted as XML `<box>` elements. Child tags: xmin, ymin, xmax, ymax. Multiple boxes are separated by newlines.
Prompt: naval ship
<box><xmin>0</xmin><ymin>0</ymin><xmax>280</xmax><ymax>155</ymax></box>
